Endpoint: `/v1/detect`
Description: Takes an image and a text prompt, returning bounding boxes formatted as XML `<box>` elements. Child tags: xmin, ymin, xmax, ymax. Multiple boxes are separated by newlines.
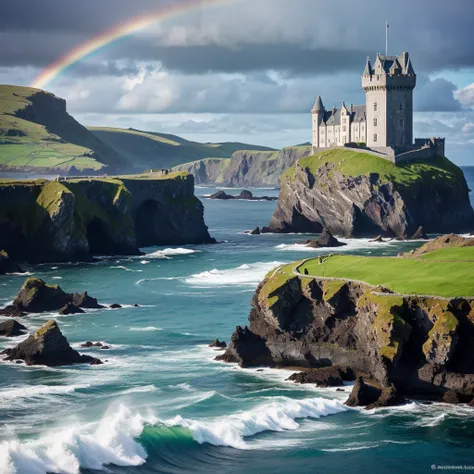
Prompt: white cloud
<box><xmin>454</xmin><ymin>83</ymin><xmax>474</xmax><ymax>109</ymax></box>
<box><xmin>462</xmin><ymin>122</ymin><xmax>474</xmax><ymax>134</ymax></box>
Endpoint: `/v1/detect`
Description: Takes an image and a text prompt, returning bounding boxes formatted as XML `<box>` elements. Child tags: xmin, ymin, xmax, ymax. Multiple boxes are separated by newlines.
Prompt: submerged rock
<box><xmin>0</xmin><ymin>250</ymin><xmax>23</xmax><ymax>275</ymax></box>
<box><xmin>250</xmin><ymin>227</ymin><xmax>261</xmax><ymax>235</ymax></box>
<box><xmin>209</xmin><ymin>190</ymin><xmax>234</xmax><ymax>200</ymax></box>
<box><xmin>2</xmin><ymin>320</ymin><xmax>101</xmax><ymax>366</ymax></box>
<box><xmin>370</xmin><ymin>235</ymin><xmax>385</xmax><ymax>243</ymax></box>
<box><xmin>109</xmin><ymin>303</ymin><xmax>122</xmax><ymax>309</ymax></box>
<box><xmin>0</xmin><ymin>278</ymin><xmax>103</xmax><ymax>315</ymax></box>
<box><xmin>0</xmin><ymin>320</ymin><xmax>27</xmax><ymax>337</ymax></box>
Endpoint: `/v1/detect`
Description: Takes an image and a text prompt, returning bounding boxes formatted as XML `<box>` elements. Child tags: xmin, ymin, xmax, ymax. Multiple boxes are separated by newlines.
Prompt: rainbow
<box><xmin>31</xmin><ymin>0</ymin><xmax>238</xmax><ymax>90</ymax></box>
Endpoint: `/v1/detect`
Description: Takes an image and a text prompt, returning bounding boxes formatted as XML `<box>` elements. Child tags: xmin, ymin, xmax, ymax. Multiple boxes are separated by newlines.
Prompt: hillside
<box><xmin>89</xmin><ymin>127</ymin><xmax>276</xmax><ymax>171</ymax></box>
<box><xmin>172</xmin><ymin>145</ymin><xmax>312</xmax><ymax>187</ymax></box>
<box><xmin>266</xmin><ymin>148</ymin><xmax>474</xmax><ymax>237</ymax></box>
<box><xmin>0</xmin><ymin>85</ymin><xmax>128</xmax><ymax>173</ymax></box>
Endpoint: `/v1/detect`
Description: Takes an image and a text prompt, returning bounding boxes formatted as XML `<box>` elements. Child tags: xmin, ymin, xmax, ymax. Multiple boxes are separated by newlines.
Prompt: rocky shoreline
<box><xmin>216</xmin><ymin>236</ymin><xmax>474</xmax><ymax>408</ymax></box>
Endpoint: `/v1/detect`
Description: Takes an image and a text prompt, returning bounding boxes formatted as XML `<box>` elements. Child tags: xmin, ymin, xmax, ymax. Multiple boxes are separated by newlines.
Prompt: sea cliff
<box><xmin>265</xmin><ymin>149</ymin><xmax>474</xmax><ymax>238</ymax></box>
<box><xmin>0</xmin><ymin>172</ymin><xmax>213</xmax><ymax>263</ymax></box>
<box><xmin>172</xmin><ymin>146</ymin><xmax>312</xmax><ymax>187</ymax></box>
<box><xmin>218</xmin><ymin>239</ymin><xmax>474</xmax><ymax>403</ymax></box>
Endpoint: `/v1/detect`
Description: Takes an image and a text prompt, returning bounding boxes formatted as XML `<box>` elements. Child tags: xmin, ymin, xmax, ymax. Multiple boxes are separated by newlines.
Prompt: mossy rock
<box><xmin>358</xmin><ymin>291</ymin><xmax>411</xmax><ymax>362</ymax></box>
<box><xmin>422</xmin><ymin>310</ymin><xmax>459</xmax><ymax>365</ymax></box>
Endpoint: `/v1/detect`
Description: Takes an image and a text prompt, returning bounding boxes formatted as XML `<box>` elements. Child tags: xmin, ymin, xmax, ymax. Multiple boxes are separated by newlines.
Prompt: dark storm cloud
<box><xmin>415</xmin><ymin>77</ymin><xmax>462</xmax><ymax>112</ymax></box>
<box><xmin>1</xmin><ymin>0</ymin><xmax>474</xmax><ymax>75</ymax></box>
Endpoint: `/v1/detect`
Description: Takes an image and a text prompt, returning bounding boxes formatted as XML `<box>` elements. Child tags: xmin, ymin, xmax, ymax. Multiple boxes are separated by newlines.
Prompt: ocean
<box><xmin>1</xmin><ymin>171</ymin><xmax>474</xmax><ymax>474</ymax></box>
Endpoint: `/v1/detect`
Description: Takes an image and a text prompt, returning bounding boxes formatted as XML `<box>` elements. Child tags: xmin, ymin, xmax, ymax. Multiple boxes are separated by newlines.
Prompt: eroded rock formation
<box><xmin>266</xmin><ymin>152</ymin><xmax>473</xmax><ymax>238</ymax></box>
<box><xmin>218</xmin><ymin>273</ymin><xmax>474</xmax><ymax>403</ymax></box>
<box><xmin>0</xmin><ymin>173</ymin><xmax>214</xmax><ymax>262</ymax></box>
<box><xmin>1</xmin><ymin>320</ymin><xmax>101</xmax><ymax>366</ymax></box>
<box><xmin>0</xmin><ymin>278</ymin><xmax>103</xmax><ymax>316</ymax></box>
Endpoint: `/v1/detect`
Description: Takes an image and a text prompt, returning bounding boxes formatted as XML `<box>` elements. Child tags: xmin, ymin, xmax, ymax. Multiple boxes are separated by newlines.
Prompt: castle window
<box><xmin>400</xmin><ymin>118</ymin><xmax>404</xmax><ymax>127</ymax></box>
<box><xmin>373</xmin><ymin>118</ymin><xmax>378</xmax><ymax>127</ymax></box>
<box><xmin>374</xmin><ymin>102</ymin><xmax>378</xmax><ymax>112</ymax></box>
<box><xmin>342</xmin><ymin>126</ymin><xmax>346</xmax><ymax>132</ymax></box>
<box><xmin>400</xmin><ymin>102</ymin><xmax>404</xmax><ymax>111</ymax></box>
<box><xmin>374</xmin><ymin>134</ymin><xmax>378</xmax><ymax>142</ymax></box>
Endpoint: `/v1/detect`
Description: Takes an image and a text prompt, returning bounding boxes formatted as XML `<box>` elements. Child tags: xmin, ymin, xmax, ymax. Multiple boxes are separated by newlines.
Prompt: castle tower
<box><xmin>312</xmin><ymin>95</ymin><xmax>325</xmax><ymax>148</ymax></box>
<box><xmin>362</xmin><ymin>52</ymin><xmax>416</xmax><ymax>150</ymax></box>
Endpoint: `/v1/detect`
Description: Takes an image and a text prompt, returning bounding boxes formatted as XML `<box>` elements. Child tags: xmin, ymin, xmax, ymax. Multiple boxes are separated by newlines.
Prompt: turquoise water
<box><xmin>1</xmin><ymin>184</ymin><xmax>474</xmax><ymax>474</ymax></box>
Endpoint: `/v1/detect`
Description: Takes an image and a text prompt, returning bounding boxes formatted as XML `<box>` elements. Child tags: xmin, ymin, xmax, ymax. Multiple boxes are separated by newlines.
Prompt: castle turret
<box><xmin>312</xmin><ymin>95</ymin><xmax>325</xmax><ymax>148</ymax></box>
<box><xmin>362</xmin><ymin>51</ymin><xmax>416</xmax><ymax>150</ymax></box>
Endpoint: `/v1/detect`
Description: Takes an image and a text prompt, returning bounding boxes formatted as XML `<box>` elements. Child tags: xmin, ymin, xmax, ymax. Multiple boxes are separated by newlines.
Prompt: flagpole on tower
<box><xmin>386</xmin><ymin>21</ymin><xmax>389</xmax><ymax>56</ymax></box>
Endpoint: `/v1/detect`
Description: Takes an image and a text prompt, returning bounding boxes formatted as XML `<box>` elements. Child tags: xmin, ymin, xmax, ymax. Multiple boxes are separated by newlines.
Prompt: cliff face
<box><xmin>173</xmin><ymin>146</ymin><xmax>312</xmax><ymax>187</ymax></box>
<box><xmin>220</xmin><ymin>270</ymin><xmax>474</xmax><ymax>400</ymax></box>
<box><xmin>0</xmin><ymin>172</ymin><xmax>213</xmax><ymax>263</ymax></box>
<box><xmin>266</xmin><ymin>150</ymin><xmax>474</xmax><ymax>238</ymax></box>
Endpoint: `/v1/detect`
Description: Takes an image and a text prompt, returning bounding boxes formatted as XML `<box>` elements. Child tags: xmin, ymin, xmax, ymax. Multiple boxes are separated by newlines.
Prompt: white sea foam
<box><xmin>162</xmin><ymin>396</ymin><xmax>347</xmax><ymax>449</ymax></box>
<box><xmin>140</xmin><ymin>260</ymin><xmax>150</xmax><ymax>265</ymax></box>
<box><xmin>109</xmin><ymin>266</ymin><xmax>143</xmax><ymax>273</ymax></box>
<box><xmin>0</xmin><ymin>404</ymin><xmax>147</xmax><ymax>474</ymax></box>
<box><xmin>142</xmin><ymin>248</ymin><xmax>199</xmax><ymax>259</ymax></box>
<box><xmin>184</xmin><ymin>261</ymin><xmax>284</xmax><ymax>287</ymax></box>
<box><xmin>276</xmin><ymin>237</ymin><xmax>397</xmax><ymax>253</ymax></box>
<box><xmin>129</xmin><ymin>326</ymin><xmax>163</xmax><ymax>332</ymax></box>
<box><xmin>0</xmin><ymin>384</ymin><xmax>90</xmax><ymax>402</ymax></box>
<box><xmin>52</xmin><ymin>276</ymin><xmax>62</xmax><ymax>280</ymax></box>
<box><xmin>120</xmin><ymin>385</ymin><xmax>159</xmax><ymax>395</ymax></box>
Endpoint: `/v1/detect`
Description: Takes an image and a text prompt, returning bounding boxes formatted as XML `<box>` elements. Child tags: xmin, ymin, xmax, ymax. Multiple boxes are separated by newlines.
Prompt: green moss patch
<box><xmin>259</xmin><ymin>263</ymin><xmax>299</xmax><ymax>307</ymax></box>
<box><xmin>358</xmin><ymin>291</ymin><xmax>410</xmax><ymax>361</ymax></box>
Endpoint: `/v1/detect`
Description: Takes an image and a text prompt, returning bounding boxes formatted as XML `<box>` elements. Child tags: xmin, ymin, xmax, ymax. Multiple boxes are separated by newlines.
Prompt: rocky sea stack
<box><xmin>218</xmin><ymin>236</ymin><xmax>474</xmax><ymax>406</ymax></box>
<box><xmin>0</xmin><ymin>277</ymin><xmax>103</xmax><ymax>316</ymax></box>
<box><xmin>266</xmin><ymin>149</ymin><xmax>474</xmax><ymax>238</ymax></box>
<box><xmin>1</xmin><ymin>319</ymin><xmax>101</xmax><ymax>366</ymax></box>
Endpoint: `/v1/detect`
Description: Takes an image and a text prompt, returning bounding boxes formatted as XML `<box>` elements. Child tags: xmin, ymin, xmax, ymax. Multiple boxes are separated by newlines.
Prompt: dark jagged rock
<box><xmin>411</xmin><ymin>226</ymin><xmax>428</xmax><ymax>240</ymax></box>
<box><xmin>345</xmin><ymin>377</ymin><xmax>382</xmax><ymax>407</ymax></box>
<box><xmin>266</xmin><ymin>150</ymin><xmax>474</xmax><ymax>238</ymax></box>
<box><xmin>0</xmin><ymin>320</ymin><xmax>27</xmax><ymax>337</ymax></box>
<box><xmin>59</xmin><ymin>303</ymin><xmax>85</xmax><ymax>315</ymax></box>
<box><xmin>0</xmin><ymin>250</ymin><xmax>23</xmax><ymax>275</ymax></box>
<box><xmin>209</xmin><ymin>339</ymin><xmax>227</xmax><ymax>349</ymax></box>
<box><xmin>80</xmin><ymin>341</ymin><xmax>103</xmax><ymax>348</ymax></box>
<box><xmin>0</xmin><ymin>278</ymin><xmax>103</xmax><ymax>316</ymax></box>
<box><xmin>306</xmin><ymin>229</ymin><xmax>347</xmax><ymax>248</ymax></box>
<box><xmin>217</xmin><ymin>264</ymin><xmax>474</xmax><ymax>404</ymax></box>
<box><xmin>2</xmin><ymin>320</ymin><xmax>101</xmax><ymax>366</ymax></box>
<box><xmin>0</xmin><ymin>306</ymin><xmax>25</xmax><ymax>318</ymax></box>
<box><xmin>109</xmin><ymin>303</ymin><xmax>122</xmax><ymax>309</ymax></box>
<box><xmin>250</xmin><ymin>227</ymin><xmax>261</xmax><ymax>235</ymax></box>
<box><xmin>209</xmin><ymin>190</ymin><xmax>234</xmax><ymax>200</ymax></box>
<box><xmin>238</xmin><ymin>190</ymin><xmax>254</xmax><ymax>200</ymax></box>
<box><xmin>288</xmin><ymin>366</ymin><xmax>355</xmax><ymax>387</ymax></box>
<box><xmin>215</xmin><ymin>326</ymin><xmax>273</xmax><ymax>367</ymax></box>
<box><xmin>209</xmin><ymin>189</ymin><xmax>277</xmax><ymax>201</ymax></box>
<box><xmin>133</xmin><ymin>303</ymin><xmax>140</xmax><ymax>307</ymax></box>
<box><xmin>441</xmin><ymin>390</ymin><xmax>472</xmax><ymax>404</ymax></box>
<box><xmin>100</xmin><ymin>345</ymin><xmax>111</xmax><ymax>350</ymax></box>
<box><xmin>370</xmin><ymin>235</ymin><xmax>385</xmax><ymax>243</ymax></box>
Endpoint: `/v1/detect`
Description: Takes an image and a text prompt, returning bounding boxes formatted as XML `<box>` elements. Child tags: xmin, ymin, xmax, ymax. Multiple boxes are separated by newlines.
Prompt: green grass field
<box><xmin>292</xmin><ymin>250</ymin><xmax>474</xmax><ymax>297</ymax></box>
<box><xmin>283</xmin><ymin>148</ymin><xmax>465</xmax><ymax>189</ymax></box>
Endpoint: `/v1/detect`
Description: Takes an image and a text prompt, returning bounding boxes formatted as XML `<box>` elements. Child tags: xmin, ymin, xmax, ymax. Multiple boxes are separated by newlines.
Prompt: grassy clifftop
<box><xmin>260</xmin><ymin>241</ymin><xmax>474</xmax><ymax>301</ymax></box>
<box><xmin>0</xmin><ymin>85</ymin><xmax>128</xmax><ymax>172</ymax></box>
<box><xmin>282</xmin><ymin>148</ymin><xmax>465</xmax><ymax>189</ymax></box>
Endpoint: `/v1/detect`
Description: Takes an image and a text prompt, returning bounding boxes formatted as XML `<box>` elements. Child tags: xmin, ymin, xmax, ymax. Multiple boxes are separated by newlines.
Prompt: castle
<box><xmin>311</xmin><ymin>51</ymin><xmax>445</xmax><ymax>163</ymax></box>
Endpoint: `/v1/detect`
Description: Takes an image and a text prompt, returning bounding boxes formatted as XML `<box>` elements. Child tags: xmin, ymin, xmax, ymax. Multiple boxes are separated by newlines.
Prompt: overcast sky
<box><xmin>1</xmin><ymin>0</ymin><xmax>474</xmax><ymax>163</ymax></box>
